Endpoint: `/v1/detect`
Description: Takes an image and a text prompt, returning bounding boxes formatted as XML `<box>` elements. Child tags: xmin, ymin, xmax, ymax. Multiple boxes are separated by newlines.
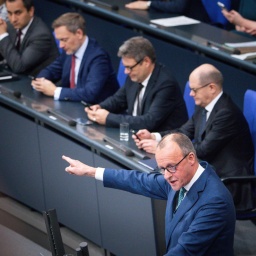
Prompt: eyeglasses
<box><xmin>124</xmin><ymin>59</ymin><xmax>143</xmax><ymax>72</ymax></box>
<box><xmin>158</xmin><ymin>153</ymin><xmax>189</xmax><ymax>174</ymax></box>
<box><xmin>190</xmin><ymin>82</ymin><xmax>212</xmax><ymax>93</ymax></box>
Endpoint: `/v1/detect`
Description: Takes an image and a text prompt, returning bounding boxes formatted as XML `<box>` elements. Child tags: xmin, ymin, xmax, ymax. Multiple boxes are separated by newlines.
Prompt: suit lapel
<box><xmin>165</xmin><ymin>166</ymin><xmax>209</xmax><ymax>250</ymax></box>
<box><xmin>139</xmin><ymin>63</ymin><xmax>161</xmax><ymax>113</ymax></box>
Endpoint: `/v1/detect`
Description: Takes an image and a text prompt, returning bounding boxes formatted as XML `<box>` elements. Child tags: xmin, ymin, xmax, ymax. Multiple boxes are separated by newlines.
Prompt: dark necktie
<box><xmin>176</xmin><ymin>187</ymin><xmax>186</xmax><ymax>210</ymax></box>
<box><xmin>136</xmin><ymin>83</ymin><xmax>143</xmax><ymax>116</ymax></box>
<box><xmin>198</xmin><ymin>108</ymin><xmax>207</xmax><ymax>142</ymax></box>
<box><xmin>70</xmin><ymin>54</ymin><xmax>76</xmax><ymax>88</ymax></box>
<box><xmin>16</xmin><ymin>29</ymin><xmax>22</xmax><ymax>51</ymax></box>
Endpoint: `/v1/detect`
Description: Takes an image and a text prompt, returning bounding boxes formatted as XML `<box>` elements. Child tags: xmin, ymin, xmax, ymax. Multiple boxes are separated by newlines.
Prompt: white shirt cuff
<box><xmin>147</xmin><ymin>1</ymin><xmax>151</xmax><ymax>7</ymax></box>
<box><xmin>54</xmin><ymin>87</ymin><xmax>61</xmax><ymax>100</ymax></box>
<box><xmin>0</xmin><ymin>32</ymin><xmax>8</xmax><ymax>41</ymax></box>
<box><xmin>95</xmin><ymin>167</ymin><xmax>105</xmax><ymax>181</ymax></box>
<box><xmin>153</xmin><ymin>132</ymin><xmax>162</xmax><ymax>142</ymax></box>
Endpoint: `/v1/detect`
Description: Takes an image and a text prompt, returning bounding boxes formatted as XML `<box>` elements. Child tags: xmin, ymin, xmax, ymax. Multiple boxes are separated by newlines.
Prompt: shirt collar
<box><xmin>20</xmin><ymin>17</ymin><xmax>34</xmax><ymax>35</ymax></box>
<box><xmin>141</xmin><ymin>73</ymin><xmax>152</xmax><ymax>88</ymax></box>
<box><xmin>73</xmin><ymin>36</ymin><xmax>88</xmax><ymax>60</ymax></box>
<box><xmin>184</xmin><ymin>164</ymin><xmax>204</xmax><ymax>192</ymax></box>
<box><xmin>205</xmin><ymin>91</ymin><xmax>223</xmax><ymax>113</ymax></box>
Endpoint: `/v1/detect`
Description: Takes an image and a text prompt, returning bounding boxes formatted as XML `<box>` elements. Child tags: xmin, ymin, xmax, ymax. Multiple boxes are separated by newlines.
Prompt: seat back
<box><xmin>183</xmin><ymin>81</ymin><xmax>195</xmax><ymax>118</ymax></box>
<box><xmin>201</xmin><ymin>0</ymin><xmax>231</xmax><ymax>27</ymax></box>
<box><xmin>243</xmin><ymin>89</ymin><xmax>256</xmax><ymax>174</ymax></box>
<box><xmin>52</xmin><ymin>31</ymin><xmax>62</xmax><ymax>54</ymax></box>
<box><xmin>117</xmin><ymin>59</ymin><xmax>127</xmax><ymax>87</ymax></box>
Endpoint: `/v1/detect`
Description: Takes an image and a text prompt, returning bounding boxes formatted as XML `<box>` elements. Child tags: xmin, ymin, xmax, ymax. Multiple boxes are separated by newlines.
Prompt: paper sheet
<box><xmin>150</xmin><ymin>16</ymin><xmax>200</xmax><ymax>27</ymax></box>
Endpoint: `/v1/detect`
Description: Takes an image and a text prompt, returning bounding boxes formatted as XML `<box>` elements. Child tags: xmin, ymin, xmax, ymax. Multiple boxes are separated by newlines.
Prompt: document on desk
<box><xmin>225</xmin><ymin>41</ymin><xmax>256</xmax><ymax>60</ymax></box>
<box><xmin>150</xmin><ymin>16</ymin><xmax>200</xmax><ymax>27</ymax></box>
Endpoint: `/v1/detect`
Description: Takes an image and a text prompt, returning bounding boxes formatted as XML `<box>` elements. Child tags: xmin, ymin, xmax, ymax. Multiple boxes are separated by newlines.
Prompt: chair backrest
<box><xmin>117</xmin><ymin>59</ymin><xmax>127</xmax><ymax>87</ymax></box>
<box><xmin>201</xmin><ymin>0</ymin><xmax>231</xmax><ymax>27</ymax></box>
<box><xmin>43</xmin><ymin>209</ymin><xmax>65</xmax><ymax>256</ymax></box>
<box><xmin>183</xmin><ymin>81</ymin><xmax>195</xmax><ymax>118</ymax></box>
<box><xmin>243</xmin><ymin>89</ymin><xmax>256</xmax><ymax>174</ymax></box>
<box><xmin>52</xmin><ymin>31</ymin><xmax>62</xmax><ymax>54</ymax></box>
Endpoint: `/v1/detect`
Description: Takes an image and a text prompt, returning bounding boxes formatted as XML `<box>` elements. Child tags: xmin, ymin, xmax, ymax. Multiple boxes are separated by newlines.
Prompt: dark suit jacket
<box><xmin>161</xmin><ymin>93</ymin><xmax>254</xmax><ymax>210</ymax></box>
<box><xmin>103</xmin><ymin>162</ymin><xmax>235</xmax><ymax>256</ymax></box>
<box><xmin>150</xmin><ymin>0</ymin><xmax>211</xmax><ymax>24</ymax></box>
<box><xmin>0</xmin><ymin>16</ymin><xmax>59</xmax><ymax>76</ymax></box>
<box><xmin>37</xmin><ymin>38</ymin><xmax>119</xmax><ymax>103</ymax></box>
<box><xmin>100</xmin><ymin>63</ymin><xmax>188</xmax><ymax>132</ymax></box>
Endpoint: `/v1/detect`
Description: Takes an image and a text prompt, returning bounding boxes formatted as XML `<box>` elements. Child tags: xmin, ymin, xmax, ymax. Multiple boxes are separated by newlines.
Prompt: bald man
<box><xmin>133</xmin><ymin>64</ymin><xmax>254</xmax><ymax>211</ymax></box>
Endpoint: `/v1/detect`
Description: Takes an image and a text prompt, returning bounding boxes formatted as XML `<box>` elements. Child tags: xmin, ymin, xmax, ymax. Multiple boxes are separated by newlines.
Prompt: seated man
<box><xmin>133</xmin><ymin>64</ymin><xmax>254</xmax><ymax>211</ymax></box>
<box><xmin>62</xmin><ymin>132</ymin><xmax>236</xmax><ymax>255</ymax></box>
<box><xmin>85</xmin><ymin>36</ymin><xmax>188</xmax><ymax>132</ymax></box>
<box><xmin>0</xmin><ymin>0</ymin><xmax>59</xmax><ymax>76</ymax></box>
<box><xmin>32</xmin><ymin>12</ymin><xmax>119</xmax><ymax>103</ymax></box>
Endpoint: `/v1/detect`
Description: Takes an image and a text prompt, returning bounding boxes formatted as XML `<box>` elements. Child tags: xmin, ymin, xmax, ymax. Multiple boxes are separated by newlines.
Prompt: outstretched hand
<box><xmin>62</xmin><ymin>155</ymin><xmax>96</xmax><ymax>177</ymax></box>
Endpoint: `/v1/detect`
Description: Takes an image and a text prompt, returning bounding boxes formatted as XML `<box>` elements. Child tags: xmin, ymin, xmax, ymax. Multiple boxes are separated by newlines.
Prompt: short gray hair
<box><xmin>117</xmin><ymin>36</ymin><xmax>156</xmax><ymax>63</ymax></box>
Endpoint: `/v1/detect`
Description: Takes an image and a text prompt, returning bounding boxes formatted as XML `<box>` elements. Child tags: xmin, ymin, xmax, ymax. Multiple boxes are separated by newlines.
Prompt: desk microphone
<box><xmin>47</xmin><ymin>109</ymin><xmax>77</xmax><ymax>127</ymax></box>
<box><xmin>103</xmin><ymin>137</ymin><xmax>134</xmax><ymax>157</ymax></box>
<box><xmin>86</xmin><ymin>0</ymin><xmax>119</xmax><ymax>11</ymax></box>
<box><xmin>13</xmin><ymin>91</ymin><xmax>22</xmax><ymax>99</ymax></box>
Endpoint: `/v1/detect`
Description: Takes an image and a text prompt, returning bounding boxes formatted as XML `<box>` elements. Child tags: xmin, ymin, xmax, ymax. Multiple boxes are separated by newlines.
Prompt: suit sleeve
<box><xmin>103</xmin><ymin>169</ymin><xmax>169</xmax><ymax>200</ymax></box>
<box><xmin>150</xmin><ymin>0</ymin><xmax>190</xmax><ymax>13</ymax></box>
<box><xmin>103</xmin><ymin>79</ymin><xmax>181</xmax><ymax>131</ymax></box>
<box><xmin>0</xmin><ymin>30</ymin><xmax>55</xmax><ymax>74</ymax></box>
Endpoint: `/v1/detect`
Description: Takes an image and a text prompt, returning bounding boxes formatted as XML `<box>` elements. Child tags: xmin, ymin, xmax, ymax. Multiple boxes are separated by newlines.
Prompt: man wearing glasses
<box><xmin>62</xmin><ymin>132</ymin><xmax>236</xmax><ymax>255</ymax></box>
<box><xmin>85</xmin><ymin>36</ymin><xmax>188</xmax><ymax>132</ymax></box>
<box><xmin>133</xmin><ymin>63</ymin><xmax>254</xmax><ymax>211</ymax></box>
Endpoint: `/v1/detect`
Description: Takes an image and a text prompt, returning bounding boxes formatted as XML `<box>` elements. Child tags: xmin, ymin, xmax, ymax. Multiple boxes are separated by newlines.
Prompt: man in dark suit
<box><xmin>85</xmin><ymin>36</ymin><xmax>188</xmax><ymax>132</ymax></box>
<box><xmin>133</xmin><ymin>64</ymin><xmax>254</xmax><ymax>211</ymax></box>
<box><xmin>62</xmin><ymin>133</ymin><xmax>236</xmax><ymax>255</ymax></box>
<box><xmin>0</xmin><ymin>0</ymin><xmax>59</xmax><ymax>76</ymax></box>
<box><xmin>32</xmin><ymin>12</ymin><xmax>119</xmax><ymax>103</ymax></box>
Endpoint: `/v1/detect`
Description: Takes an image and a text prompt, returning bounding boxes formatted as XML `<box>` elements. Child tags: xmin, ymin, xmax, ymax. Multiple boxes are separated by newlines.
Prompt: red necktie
<box><xmin>70</xmin><ymin>54</ymin><xmax>76</xmax><ymax>88</ymax></box>
<box><xmin>16</xmin><ymin>29</ymin><xmax>22</xmax><ymax>50</ymax></box>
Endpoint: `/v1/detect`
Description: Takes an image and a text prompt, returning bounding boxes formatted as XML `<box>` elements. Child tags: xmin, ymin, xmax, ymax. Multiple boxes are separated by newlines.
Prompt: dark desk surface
<box><xmin>48</xmin><ymin>0</ymin><xmax>256</xmax><ymax>74</ymax></box>
<box><xmin>0</xmin><ymin>77</ymin><xmax>155</xmax><ymax>172</ymax></box>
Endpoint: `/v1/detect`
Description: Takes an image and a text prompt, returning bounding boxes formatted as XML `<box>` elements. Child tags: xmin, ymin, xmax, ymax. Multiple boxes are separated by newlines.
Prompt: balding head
<box><xmin>189</xmin><ymin>64</ymin><xmax>223</xmax><ymax>107</ymax></box>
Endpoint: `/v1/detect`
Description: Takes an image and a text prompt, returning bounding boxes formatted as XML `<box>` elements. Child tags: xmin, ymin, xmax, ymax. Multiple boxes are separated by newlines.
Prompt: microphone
<box><xmin>87</xmin><ymin>0</ymin><xmax>119</xmax><ymax>11</ymax></box>
<box><xmin>103</xmin><ymin>136</ymin><xmax>134</xmax><ymax>157</ymax></box>
<box><xmin>47</xmin><ymin>109</ymin><xmax>77</xmax><ymax>127</ymax></box>
<box><xmin>79</xmin><ymin>242</ymin><xmax>89</xmax><ymax>256</ymax></box>
<box><xmin>13</xmin><ymin>91</ymin><xmax>22</xmax><ymax>99</ymax></box>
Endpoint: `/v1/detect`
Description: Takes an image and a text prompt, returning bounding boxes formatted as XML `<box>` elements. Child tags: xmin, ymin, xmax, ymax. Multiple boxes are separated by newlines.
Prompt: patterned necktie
<box><xmin>136</xmin><ymin>83</ymin><xmax>143</xmax><ymax>116</ymax></box>
<box><xmin>176</xmin><ymin>187</ymin><xmax>187</xmax><ymax>210</ymax></box>
<box><xmin>70</xmin><ymin>54</ymin><xmax>76</xmax><ymax>88</ymax></box>
<box><xmin>16</xmin><ymin>29</ymin><xmax>22</xmax><ymax>50</ymax></box>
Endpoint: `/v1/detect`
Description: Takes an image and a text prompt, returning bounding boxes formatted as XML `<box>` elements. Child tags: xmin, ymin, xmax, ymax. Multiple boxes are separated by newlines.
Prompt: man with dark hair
<box><xmin>32</xmin><ymin>12</ymin><xmax>119</xmax><ymax>103</ymax></box>
<box><xmin>0</xmin><ymin>0</ymin><xmax>59</xmax><ymax>76</ymax></box>
<box><xmin>85</xmin><ymin>36</ymin><xmax>188</xmax><ymax>132</ymax></box>
<box><xmin>62</xmin><ymin>132</ymin><xmax>236</xmax><ymax>255</ymax></box>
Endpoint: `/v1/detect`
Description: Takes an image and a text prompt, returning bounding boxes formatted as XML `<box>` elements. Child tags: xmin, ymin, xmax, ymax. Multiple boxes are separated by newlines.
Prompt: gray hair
<box><xmin>158</xmin><ymin>132</ymin><xmax>197</xmax><ymax>158</ymax></box>
<box><xmin>117</xmin><ymin>36</ymin><xmax>156</xmax><ymax>63</ymax></box>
